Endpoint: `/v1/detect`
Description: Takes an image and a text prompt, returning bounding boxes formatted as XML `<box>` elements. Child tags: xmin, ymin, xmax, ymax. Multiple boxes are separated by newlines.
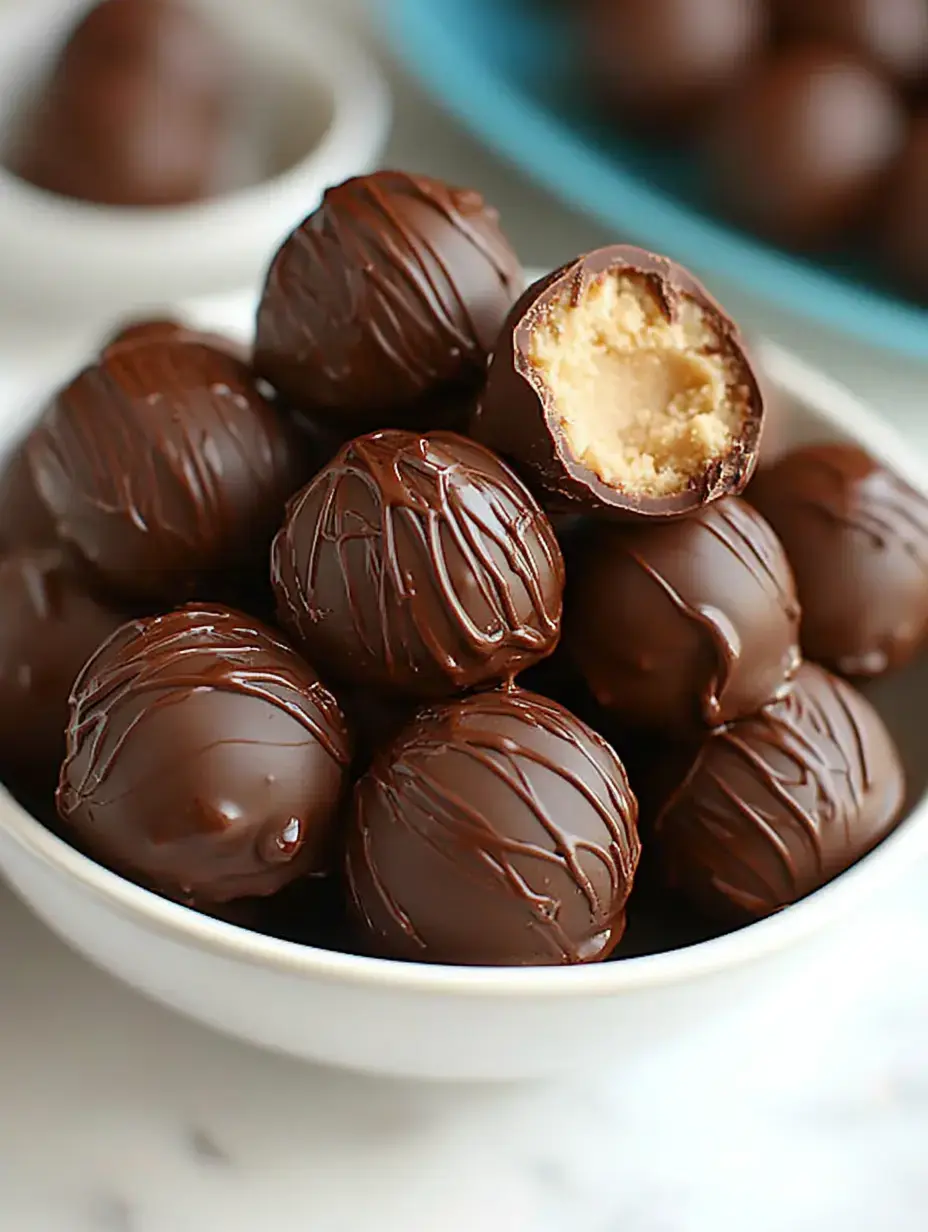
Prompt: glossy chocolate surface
<box><xmin>655</xmin><ymin>663</ymin><xmax>905</xmax><ymax>923</ymax></box>
<box><xmin>0</xmin><ymin>546</ymin><xmax>126</xmax><ymax>791</ymax></box>
<box><xmin>103</xmin><ymin>318</ymin><xmax>248</xmax><ymax>362</ymax></box>
<box><xmin>255</xmin><ymin>171</ymin><xmax>523</xmax><ymax>428</ymax></box>
<box><xmin>272</xmin><ymin>430</ymin><xmax>564</xmax><ymax>700</ymax></box>
<box><xmin>704</xmin><ymin>45</ymin><xmax>906</xmax><ymax>248</ymax></box>
<box><xmin>57</xmin><ymin>605</ymin><xmax>352</xmax><ymax>906</ymax></box>
<box><xmin>0</xmin><ymin>442</ymin><xmax>56</xmax><ymax>550</ymax></box>
<box><xmin>27</xmin><ymin>337</ymin><xmax>303</xmax><ymax>605</ymax></box>
<box><xmin>749</xmin><ymin>444</ymin><xmax>928</xmax><ymax>677</ymax></box>
<box><xmin>775</xmin><ymin>0</ymin><xmax>928</xmax><ymax>84</ymax></box>
<box><xmin>472</xmin><ymin>246</ymin><xmax>764</xmax><ymax>519</ymax></box>
<box><xmin>565</xmin><ymin>497</ymin><xmax>801</xmax><ymax>734</ymax></box>
<box><xmin>346</xmin><ymin>687</ymin><xmax>640</xmax><ymax>965</ymax></box>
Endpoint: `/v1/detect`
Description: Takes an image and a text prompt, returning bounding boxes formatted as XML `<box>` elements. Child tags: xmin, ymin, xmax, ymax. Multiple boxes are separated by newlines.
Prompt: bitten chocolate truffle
<box><xmin>775</xmin><ymin>0</ymin><xmax>928</xmax><ymax>85</ymax></box>
<box><xmin>27</xmin><ymin>337</ymin><xmax>303</xmax><ymax>605</ymax></box>
<box><xmin>9</xmin><ymin>0</ymin><xmax>233</xmax><ymax>207</ymax></box>
<box><xmin>703</xmin><ymin>45</ymin><xmax>906</xmax><ymax>248</ymax></box>
<box><xmin>346</xmin><ymin>688</ymin><xmax>641</xmax><ymax>966</ymax></box>
<box><xmin>564</xmin><ymin>497</ymin><xmax>801</xmax><ymax>734</ymax></box>
<box><xmin>255</xmin><ymin>171</ymin><xmax>523</xmax><ymax>429</ymax></box>
<box><xmin>749</xmin><ymin>444</ymin><xmax>928</xmax><ymax>677</ymax></box>
<box><xmin>655</xmin><ymin>662</ymin><xmax>905</xmax><ymax>924</ymax></box>
<box><xmin>583</xmin><ymin>0</ymin><xmax>768</xmax><ymax>131</ymax></box>
<box><xmin>272</xmin><ymin>430</ymin><xmax>564</xmax><ymax>700</ymax></box>
<box><xmin>881</xmin><ymin>115</ymin><xmax>928</xmax><ymax>302</ymax></box>
<box><xmin>58</xmin><ymin>605</ymin><xmax>352</xmax><ymax>906</ymax></box>
<box><xmin>471</xmin><ymin>247</ymin><xmax>764</xmax><ymax>519</ymax></box>
<box><xmin>0</xmin><ymin>546</ymin><xmax>126</xmax><ymax>791</ymax></box>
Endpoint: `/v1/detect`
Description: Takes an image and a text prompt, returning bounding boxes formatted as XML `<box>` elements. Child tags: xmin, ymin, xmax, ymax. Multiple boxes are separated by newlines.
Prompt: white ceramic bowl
<box><xmin>0</xmin><ymin>297</ymin><xmax>926</xmax><ymax>1082</ymax></box>
<box><xmin>0</xmin><ymin>0</ymin><xmax>390</xmax><ymax>315</ymax></box>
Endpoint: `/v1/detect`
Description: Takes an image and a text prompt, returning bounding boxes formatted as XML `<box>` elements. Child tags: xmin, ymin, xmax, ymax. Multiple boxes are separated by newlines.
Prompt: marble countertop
<box><xmin>2</xmin><ymin>2</ymin><xmax>928</xmax><ymax>1229</ymax></box>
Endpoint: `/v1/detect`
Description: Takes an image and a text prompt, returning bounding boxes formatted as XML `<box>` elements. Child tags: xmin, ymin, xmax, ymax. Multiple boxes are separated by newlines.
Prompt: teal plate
<box><xmin>382</xmin><ymin>0</ymin><xmax>928</xmax><ymax>358</ymax></box>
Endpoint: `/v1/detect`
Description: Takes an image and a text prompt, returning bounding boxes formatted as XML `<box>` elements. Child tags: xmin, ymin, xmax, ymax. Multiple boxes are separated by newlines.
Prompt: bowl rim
<box><xmin>1</xmin><ymin>338</ymin><xmax>926</xmax><ymax>1000</ymax></box>
<box><xmin>0</xmin><ymin>0</ymin><xmax>391</xmax><ymax>240</ymax></box>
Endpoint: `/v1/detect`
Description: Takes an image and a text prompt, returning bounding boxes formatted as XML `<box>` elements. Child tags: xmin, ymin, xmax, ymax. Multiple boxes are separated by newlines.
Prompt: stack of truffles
<box><xmin>0</xmin><ymin>169</ymin><xmax>924</xmax><ymax>967</ymax></box>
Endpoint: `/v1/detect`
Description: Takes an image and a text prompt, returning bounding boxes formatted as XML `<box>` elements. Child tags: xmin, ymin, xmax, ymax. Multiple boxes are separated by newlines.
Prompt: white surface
<box><xmin>0</xmin><ymin>0</ymin><xmax>926</xmax><ymax>1225</ymax></box>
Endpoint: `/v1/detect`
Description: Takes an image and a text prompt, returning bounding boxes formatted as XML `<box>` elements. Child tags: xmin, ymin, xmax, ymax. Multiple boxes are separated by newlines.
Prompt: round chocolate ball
<box><xmin>583</xmin><ymin>0</ymin><xmax>768</xmax><ymax>131</ymax></box>
<box><xmin>346</xmin><ymin>688</ymin><xmax>641</xmax><ymax>966</ymax></box>
<box><xmin>564</xmin><ymin>496</ymin><xmax>801</xmax><ymax>734</ymax></box>
<box><xmin>881</xmin><ymin>114</ymin><xmax>928</xmax><ymax>301</ymax></box>
<box><xmin>472</xmin><ymin>247</ymin><xmax>765</xmax><ymax>520</ymax></box>
<box><xmin>703</xmin><ymin>45</ymin><xmax>906</xmax><ymax>248</ymax></box>
<box><xmin>0</xmin><ymin>442</ymin><xmax>56</xmax><ymax>550</ymax></box>
<box><xmin>10</xmin><ymin>0</ymin><xmax>232</xmax><ymax>207</ymax></box>
<box><xmin>254</xmin><ymin>171</ymin><xmax>523</xmax><ymax>429</ymax></box>
<box><xmin>655</xmin><ymin>662</ymin><xmax>905</xmax><ymax>924</ymax></box>
<box><xmin>272</xmin><ymin>430</ymin><xmax>564</xmax><ymax>700</ymax></box>
<box><xmin>57</xmin><ymin>605</ymin><xmax>352</xmax><ymax>906</ymax></box>
<box><xmin>748</xmin><ymin>444</ymin><xmax>928</xmax><ymax>678</ymax></box>
<box><xmin>775</xmin><ymin>0</ymin><xmax>928</xmax><ymax>85</ymax></box>
<box><xmin>102</xmin><ymin>318</ymin><xmax>247</xmax><ymax>362</ymax></box>
<box><xmin>27</xmin><ymin>337</ymin><xmax>303</xmax><ymax>605</ymax></box>
<box><xmin>0</xmin><ymin>546</ymin><xmax>127</xmax><ymax>792</ymax></box>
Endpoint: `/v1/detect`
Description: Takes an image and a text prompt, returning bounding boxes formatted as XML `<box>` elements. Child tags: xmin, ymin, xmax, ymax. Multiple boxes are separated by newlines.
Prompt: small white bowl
<box><xmin>0</xmin><ymin>0</ymin><xmax>390</xmax><ymax>316</ymax></box>
<box><xmin>0</xmin><ymin>294</ymin><xmax>925</xmax><ymax>1082</ymax></box>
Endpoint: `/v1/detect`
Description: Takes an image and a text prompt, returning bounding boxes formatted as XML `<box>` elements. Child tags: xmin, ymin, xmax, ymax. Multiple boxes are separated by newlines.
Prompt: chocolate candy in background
<box><xmin>27</xmin><ymin>336</ymin><xmax>305</xmax><ymax>606</ymax></box>
<box><xmin>564</xmin><ymin>496</ymin><xmax>801</xmax><ymax>734</ymax></box>
<box><xmin>582</xmin><ymin>0</ymin><xmax>769</xmax><ymax>133</ymax></box>
<box><xmin>881</xmin><ymin>114</ymin><xmax>928</xmax><ymax>302</ymax></box>
<box><xmin>0</xmin><ymin>441</ymin><xmax>56</xmax><ymax>550</ymax></box>
<box><xmin>254</xmin><ymin>171</ymin><xmax>523</xmax><ymax>430</ymax></box>
<box><xmin>345</xmin><ymin>687</ymin><xmax>641</xmax><ymax>966</ymax></box>
<box><xmin>57</xmin><ymin>605</ymin><xmax>352</xmax><ymax>907</ymax></box>
<box><xmin>0</xmin><ymin>546</ymin><xmax>127</xmax><ymax>795</ymax></box>
<box><xmin>774</xmin><ymin>0</ymin><xmax>928</xmax><ymax>86</ymax></box>
<box><xmin>472</xmin><ymin>246</ymin><xmax>764</xmax><ymax>520</ymax></box>
<box><xmin>272</xmin><ymin>430</ymin><xmax>564</xmax><ymax>700</ymax></box>
<box><xmin>703</xmin><ymin>45</ymin><xmax>907</xmax><ymax>249</ymax></box>
<box><xmin>655</xmin><ymin>662</ymin><xmax>905</xmax><ymax>925</ymax></box>
<box><xmin>103</xmin><ymin>317</ymin><xmax>249</xmax><ymax>363</ymax></box>
<box><xmin>8</xmin><ymin>0</ymin><xmax>233</xmax><ymax>207</ymax></box>
<box><xmin>748</xmin><ymin>443</ymin><xmax>928</xmax><ymax>678</ymax></box>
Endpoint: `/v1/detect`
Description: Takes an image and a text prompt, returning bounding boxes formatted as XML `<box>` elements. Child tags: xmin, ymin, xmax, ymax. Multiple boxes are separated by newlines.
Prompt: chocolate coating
<box><xmin>565</xmin><ymin>497</ymin><xmax>801</xmax><ymax>734</ymax></box>
<box><xmin>775</xmin><ymin>0</ymin><xmax>928</xmax><ymax>85</ymax></box>
<box><xmin>749</xmin><ymin>444</ymin><xmax>928</xmax><ymax>678</ymax></box>
<box><xmin>472</xmin><ymin>247</ymin><xmax>764</xmax><ymax>519</ymax></box>
<box><xmin>9</xmin><ymin>0</ymin><xmax>232</xmax><ymax>207</ymax></box>
<box><xmin>0</xmin><ymin>546</ymin><xmax>126</xmax><ymax>791</ymax></box>
<box><xmin>346</xmin><ymin>688</ymin><xmax>640</xmax><ymax>966</ymax></box>
<box><xmin>272</xmin><ymin>430</ymin><xmax>564</xmax><ymax>700</ymax></box>
<box><xmin>254</xmin><ymin>171</ymin><xmax>523</xmax><ymax>428</ymax></box>
<box><xmin>584</xmin><ymin>0</ymin><xmax>768</xmax><ymax>130</ymax></box>
<box><xmin>704</xmin><ymin>45</ymin><xmax>906</xmax><ymax>248</ymax></box>
<box><xmin>57</xmin><ymin>605</ymin><xmax>352</xmax><ymax>906</ymax></box>
<box><xmin>655</xmin><ymin>662</ymin><xmax>905</xmax><ymax>924</ymax></box>
<box><xmin>0</xmin><ymin>442</ymin><xmax>56</xmax><ymax>550</ymax></box>
<box><xmin>27</xmin><ymin>337</ymin><xmax>303</xmax><ymax>605</ymax></box>
<box><xmin>881</xmin><ymin>115</ymin><xmax>928</xmax><ymax>301</ymax></box>
<box><xmin>103</xmin><ymin>318</ymin><xmax>247</xmax><ymax>362</ymax></box>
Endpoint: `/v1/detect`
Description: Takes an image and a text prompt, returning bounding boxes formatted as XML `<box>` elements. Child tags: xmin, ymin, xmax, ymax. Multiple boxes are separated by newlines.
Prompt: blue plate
<box><xmin>382</xmin><ymin>0</ymin><xmax>928</xmax><ymax>358</ymax></box>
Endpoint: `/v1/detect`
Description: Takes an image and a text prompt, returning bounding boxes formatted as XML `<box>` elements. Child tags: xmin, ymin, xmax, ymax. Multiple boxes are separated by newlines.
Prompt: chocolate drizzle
<box><xmin>655</xmin><ymin>662</ymin><xmax>904</xmax><ymax>923</ymax></box>
<box><xmin>272</xmin><ymin>430</ymin><xmax>564</xmax><ymax>700</ymax></box>
<box><xmin>346</xmin><ymin>687</ymin><xmax>640</xmax><ymax>966</ymax></box>
<box><xmin>58</xmin><ymin>605</ymin><xmax>351</xmax><ymax>905</ymax></box>
<box><xmin>255</xmin><ymin>170</ymin><xmax>523</xmax><ymax>425</ymax></box>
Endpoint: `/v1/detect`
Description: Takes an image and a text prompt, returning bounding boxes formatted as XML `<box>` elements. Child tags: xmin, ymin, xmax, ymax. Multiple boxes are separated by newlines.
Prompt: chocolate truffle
<box><xmin>583</xmin><ymin>0</ymin><xmax>768</xmax><ymax>131</ymax></box>
<box><xmin>564</xmin><ymin>497</ymin><xmax>801</xmax><ymax>734</ymax></box>
<box><xmin>102</xmin><ymin>317</ymin><xmax>247</xmax><ymax>362</ymax></box>
<box><xmin>272</xmin><ymin>430</ymin><xmax>564</xmax><ymax>700</ymax></box>
<box><xmin>346</xmin><ymin>688</ymin><xmax>641</xmax><ymax>965</ymax></box>
<box><xmin>0</xmin><ymin>442</ymin><xmax>55</xmax><ymax>550</ymax></box>
<box><xmin>9</xmin><ymin>0</ymin><xmax>232</xmax><ymax>207</ymax></box>
<box><xmin>655</xmin><ymin>662</ymin><xmax>905</xmax><ymax>924</ymax></box>
<box><xmin>0</xmin><ymin>546</ymin><xmax>126</xmax><ymax>791</ymax></box>
<box><xmin>254</xmin><ymin>171</ymin><xmax>523</xmax><ymax>429</ymax></box>
<box><xmin>471</xmin><ymin>247</ymin><xmax>764</xmax><ymax>519</ymax></box>
<box><xmin>775</xmin><ymin>0</ymin><xmax>928</xmax><ymax>86</ymax></box>
<box><xmin>703</xmin><ymin>45</ymin><xmax>906</xmax><ymax>248</ymax></box>
<box><xmin>881</xmin><ymin>115</ymin><xmax>928</xmax><ymax>301</ymax></box>
<box><xmin>749</xmin><ymin>444</ymin><xmax>928</xmax><ymax>677</ymax></box>
<box><xmin>27</xmin><ymin>337</ymin><xmax>303</xmax><ymax>605</ymax></box>
<box><xmin>58</xmin><ymin>605</ymin><xmax>352</xmax><ymax>906</ymax></box>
